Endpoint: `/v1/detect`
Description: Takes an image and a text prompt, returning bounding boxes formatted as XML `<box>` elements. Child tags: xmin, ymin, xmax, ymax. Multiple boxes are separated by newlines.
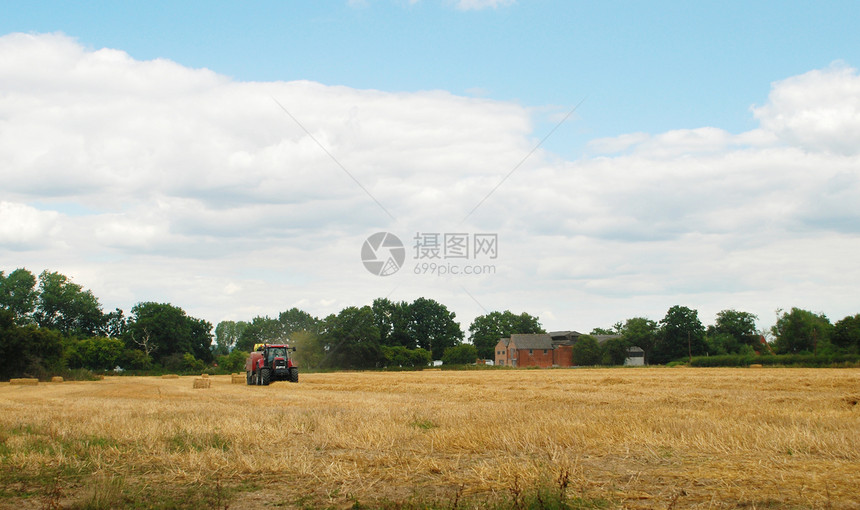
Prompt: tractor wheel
<box><xmin>246</xmin><ymin>371</ymin><xmax>252</xmax><ymax>385</ymax></box>
<box><xmin>289</xmin><ymin>367</ymin><xmax>298</xmax><ymax>383</ymax></box>
<box><xmin>256</xmin><ymin>369</ymin><xmax>263</xmax><ymax>386</ymax></box>
<box><xmin>261</xmin><ymin>368</ymin><xmax>272</xmax><ymax>386</ymax></box>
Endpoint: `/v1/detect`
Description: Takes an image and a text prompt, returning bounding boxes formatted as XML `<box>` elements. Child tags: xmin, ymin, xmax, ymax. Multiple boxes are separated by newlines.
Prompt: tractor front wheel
<box><xmin>289</xmin><ymin>367</ymin><xmax>298</xmax><ymax>383</ymax></box>
<box><xmin>261</xmin><ymin>368</ymin><xmax>272</xmax><ymax>386</ymax></box>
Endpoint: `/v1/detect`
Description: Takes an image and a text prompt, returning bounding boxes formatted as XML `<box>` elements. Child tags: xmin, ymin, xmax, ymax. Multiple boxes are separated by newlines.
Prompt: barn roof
<box><xmin>593</xmin><ymin>334</ymin><xmax>623</xmax><ymax>344</ymax></box>
<box><xmin>510</xmin><ymin>333</ymin><xmax>553</xmax><ymax>350</ymax></box>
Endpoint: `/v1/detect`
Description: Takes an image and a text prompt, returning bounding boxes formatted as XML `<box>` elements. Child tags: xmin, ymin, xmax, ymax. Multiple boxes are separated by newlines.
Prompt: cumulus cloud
<box><xmin>1</xmin><ymin>32</ymin><xmax>859</xmax><ymax>332</ymax></box>
<box><xmin>0</xmin><ymin>202</ymin><xmax>61</xmax><ymax>249</ymax></box>
<box><xmin>752</xmin><ymin>63</ymin><xmax>860</xmax><ymax>156</ymax></box>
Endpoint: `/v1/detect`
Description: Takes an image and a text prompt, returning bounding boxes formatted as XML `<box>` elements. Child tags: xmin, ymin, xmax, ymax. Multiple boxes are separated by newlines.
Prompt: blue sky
<box><xmin>2</xmin><ymin>1</ymin><xmax>860</xmax><ymax>334</ymax></box>
<box><xmin>5</xmin><ymin>1</ymin><xmax>859</xmax><ymax>157</ymax></box>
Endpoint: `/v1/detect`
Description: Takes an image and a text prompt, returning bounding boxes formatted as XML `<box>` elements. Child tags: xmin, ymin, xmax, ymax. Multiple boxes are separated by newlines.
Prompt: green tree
<box><xmin>0</xmin><ymin>309</ymin><xmax>65</xmax><ymax>380</ymax></box>
<box><xmin>0</xmin><ymin>268</ymin><xmax>38</xmax><ymax>325</ymax></box>
<box><xmin>591</xmin><ymin>322</ymin><xmax>622</xmax><ymax>335</ymax></box>
<box><xmin>120</xmin><ymin>348</ymin><xmax>152</xmax><ymax>370</ymax></box>
<box><xmin>832</xmin><ymin>314</ymin><xmax>860</xmax><ymax>354</ymax></box>
<box><xmin>408</xmin><ymin>297</ymin><xmax>464</xmax><ymax>360</ymax></box>
<box><xmin>104</xmin><ymin>308</ymin><xmax>126</xmax><ymax>338</ymax></box>
<box><xmin>381</xmin><ymin>345</ymin><xmax>432</xmax><ymax>368</ymax></box>
<box><xmin>319</xmin><ymin>306</ymin><xmax>381</xmax><ymax>369</ymax></box>
<box><xmin>706</xmin><ymin>332</ymin><xmax>739</xmax><ymax>356</ymax></box>
<box><xmin>441</xmin><ymin>344</ymin><xmax>478</xmax><ymax>365</ymax></box>
<box><xmin>372</xmin><ymin>298</ymin><xmax>414</xmax><ymax>348</ymax></box>
<box><xmin>216</xmin><ymin>349</ymin><xmax>249</xmax><ymax>373</ymax></box>
<box><xmin>34</xmin><ymin>270</ymin><xmax>106</xmax><ymax>337</ymax></box>
<box><xmin>290</xmin><ymin>330</ymin><xmax>325</xmax><ymax>369</ymax></box>
<box><xmin>278</xmin><ymin>308</ymin><xmax>320</xmax><ymax>336</ymax></box>
<box><xmin>620</xmin><ymin>317</ymin><xmax>658</xmax><ymax>364</ymax></box>
<box><xmin>707</xmin><ymin>310</ymin><xmax>759</xmax><ymax>354</ymax></box>
<box><xmin>213</xmin><ymin>320</ymin><xmax>248</xmax><ymax>356</ymax></box>
<box><xmin>772</xmin><ymin>308</ymin><xmax>832</xmax><ymax>354</ymax></box>
<box><xmin>653</xmin><ymin>306</ymin><xmax>707</xmax><ymax>364</ymax></box>
<box><xmin>601</xmin><ymin>336</ymin><xmax>631</xmax><ymax>365</ymax></box>
<box><xmin>234</xmin><ymin>316</ymin><xmax>286</xmax><ymax>352</ymax></box>
<box><xmin>468</xmin><ymin>310</ymin><xmax>544</xmax><ymax>359</ymax></box>
<box><xmin>126</xmin><ymin>302</ymin><xmax>213</xmax><ymax>363</ymax></box>
<box><xmin>66</xmin><ymin>337</ymin><xmax>125</xmax><ymax>370</ymax></box>
<box><xmin>572</xmin><ymin>335</ymin><xmax>602</xmax><ymax>365</ymax></box>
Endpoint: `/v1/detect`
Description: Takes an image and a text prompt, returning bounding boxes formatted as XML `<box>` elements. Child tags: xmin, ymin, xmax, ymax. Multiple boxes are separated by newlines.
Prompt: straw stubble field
<box><xmin>1</xmin><ymin>368</ymin><xmax>859</xmax><ymax>509</ymax></box>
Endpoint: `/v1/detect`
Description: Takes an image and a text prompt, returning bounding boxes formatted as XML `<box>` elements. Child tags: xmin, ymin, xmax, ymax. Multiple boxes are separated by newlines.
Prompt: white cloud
<box><xmin>752</xmin><ymin>63</ymin><xmax>860</xmax><ymax>156</ymax></box>
<box><xmin>1</xmin><ymin>33</ymin><xmax>859</xmax><ymax>334</ymax></box>
<box><xmin>454</xmin><ymin>0</ymin><xmax>515</xmax><ymax>11</ymax></box>
<box><xmin>0</xmin><ymin>202</ymin><xmax>61</xmax><ymax>249</ymax></box>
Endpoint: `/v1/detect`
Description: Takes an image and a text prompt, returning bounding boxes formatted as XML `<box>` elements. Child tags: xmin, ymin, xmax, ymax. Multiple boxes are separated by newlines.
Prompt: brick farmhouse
<box><xmin>494</xmin><ymin>331</ymin><xmax>645</xmax><ymax>367</ymax></box>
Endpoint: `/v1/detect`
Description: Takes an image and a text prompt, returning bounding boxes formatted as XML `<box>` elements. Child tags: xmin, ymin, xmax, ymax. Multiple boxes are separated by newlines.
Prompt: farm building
<box><xmin>494</xmin><ymin>331</ymin><xmax>645</xmax><ymax>367</ymax></box>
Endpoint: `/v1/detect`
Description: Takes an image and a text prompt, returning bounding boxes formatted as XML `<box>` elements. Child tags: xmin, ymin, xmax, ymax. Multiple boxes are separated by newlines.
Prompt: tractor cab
<box><xmin>247</xmin><ymin>343</ymin><xmax>299</xmax><ymax>385</ymax></box>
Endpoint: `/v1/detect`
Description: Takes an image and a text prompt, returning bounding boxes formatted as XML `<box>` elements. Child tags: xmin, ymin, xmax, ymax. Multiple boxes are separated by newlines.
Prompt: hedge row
<box><xmin>690</xmin><ymin>353</ymin><xmax>860</xmax><ymax>367</ymax></box>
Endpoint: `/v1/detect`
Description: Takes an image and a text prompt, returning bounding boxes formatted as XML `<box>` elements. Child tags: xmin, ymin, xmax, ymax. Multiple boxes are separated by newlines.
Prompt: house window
<box><xmin>529</xmin><ymin>349</ymin><xmax>533</xmax><ymax>355</ymax></box>
<box><xmin>543</xmin><ymin>349</ymin><xmax>548</xmax><ymax>354</ymax></box>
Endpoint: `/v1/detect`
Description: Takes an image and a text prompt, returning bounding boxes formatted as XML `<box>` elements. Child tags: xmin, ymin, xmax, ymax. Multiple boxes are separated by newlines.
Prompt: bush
<box><xmin>600</xmin><ymin>336</ymin><xmax>630</xmax><ymax>366</ymax></box>
<box><xmin>65</xmin><ymin>337</ymin><xmax>125</xmax><ymax>370</ymax></box>
<box><xmin>120</xmin><ymin>348</ymin><xmax>153</xmax><ymax>370</ymax></box>
<box><xmin>216</xmin><ymin>350</ymin><xmax>249</xmax><ymax>373</ymax></box>
<box><xmin>381</xmin><ymin>346</ymin><xmax>431</xmax><ymax>368</ymax></box>
<box><xmin>441</xmin><ymin>344</ymin><xmax>478</xmax><ymax>365</ymax></box>
<box><xmin>182</xmin><ymin>353</ymin><xmax>205</xmax><ymax>372</ymax></box>
<box><xmin>0</xmin><ymin>311</ymin><xmax>66</xmax><ymax>380</ymax></box>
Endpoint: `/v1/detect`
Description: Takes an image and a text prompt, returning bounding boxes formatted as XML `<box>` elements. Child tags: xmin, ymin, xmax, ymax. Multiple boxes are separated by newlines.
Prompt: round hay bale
<box><xmin>10</xmin><ymin>378</ymin><xmax>39</xmax><ymax>385</ymax></box>
<box><xmin>51</xmin><ymin>376</ymin><xmax>64</xmax><ymax>383</ymax></box>
<box><xmin>193</xmin><ymin>378</ymin><xmax>211</xmax><ymax>389</ymax></box>
<box><xmin>161</xmin><ymin>374</ymin><xmax>179</xmax><ymax>379</ymax></box>
<box><xmin>749</xmin><ymin>364</ymin><xmax>763</xmax><ymax>368</ymax></box>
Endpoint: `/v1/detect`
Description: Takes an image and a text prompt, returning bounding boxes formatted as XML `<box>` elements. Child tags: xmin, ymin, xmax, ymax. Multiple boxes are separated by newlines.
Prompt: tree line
<box><xmin>3</xmin><ymin>267</ymin><xmax>859</xmax><ymax>380</ymax></box>
<box><xmin>585</xmin><ymin>306</ymin><xmax>859</xmax><ymax>365</ymax></box>
<box><xmin>0</xmin><ymin>268</ymin><xmax>213</xmax><ymax>380</ymax></box>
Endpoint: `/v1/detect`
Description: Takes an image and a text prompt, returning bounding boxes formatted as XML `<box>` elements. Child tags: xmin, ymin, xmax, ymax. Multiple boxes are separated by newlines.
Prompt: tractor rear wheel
<box><xmin>289</xmin><ymin>367</ymin><xmax>298</xmax><ymax>383</ymax></box>
<box><xmin>261</xmin><ymin>368</ymin><xmax>272</xmax><ymax>386</ymax></box>
<box><xmin>246</xmin><ymin>371</ymin><xmax>252</xmax><ymax>385</ymax></box>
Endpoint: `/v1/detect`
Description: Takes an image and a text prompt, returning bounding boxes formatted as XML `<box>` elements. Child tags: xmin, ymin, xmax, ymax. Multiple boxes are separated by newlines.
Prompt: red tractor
<box><xmin>245</xmin><ymin>343</ymin><xmax>298</xmax><ymax>385</ymax></box>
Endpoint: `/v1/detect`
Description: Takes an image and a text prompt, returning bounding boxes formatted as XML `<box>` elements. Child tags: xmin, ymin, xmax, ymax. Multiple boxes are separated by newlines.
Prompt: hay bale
<box><xmin>193</xmin><ymin>378</ymin><xmax>211</xmax><ymax>389</ymax></box>
<box><xmin>10</xmin><ymin>378</ymin><xmax>39</xmax><ymax>385</ymax></box>
<box><xmin>749</xmin><ymin>364</ymin><xmax>763</xmax><ymax>368</ymax></box>
<box><xmin>161</xmin><ymin>374</ymin><xmax>179</xmax><ymax>379</ymax></box>
<box><xmin>200</xmin><ymin>373</ymin><xmax>209</xmax><ymax>378</ymax></box>
<box><xmin>51</xmin><ymin>376</ymin><xmax>64</xmax><ymax>383</ymax></box>
<box><xmin>231</xmin><ymin>373</ymin><xmax>245</xmax><ymax>384</ymax></box>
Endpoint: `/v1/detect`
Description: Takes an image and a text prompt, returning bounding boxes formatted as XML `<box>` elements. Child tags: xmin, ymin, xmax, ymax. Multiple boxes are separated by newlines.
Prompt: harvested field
<box><xmin>1</xmin><ymin>368</ymin><xmax>859</xmax><ymax>509</ymax></box>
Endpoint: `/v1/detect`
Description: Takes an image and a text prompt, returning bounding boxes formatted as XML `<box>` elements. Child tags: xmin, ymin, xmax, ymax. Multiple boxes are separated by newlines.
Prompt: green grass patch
<box><xmin>166</xmin><ymin>430</ymin><xmax>231</xmax><ymax>453</ymax></box>
<box><xmin>410</xmin><ymin>419</ymin><xmax>437</xmax><ymax>430</ymax></box>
